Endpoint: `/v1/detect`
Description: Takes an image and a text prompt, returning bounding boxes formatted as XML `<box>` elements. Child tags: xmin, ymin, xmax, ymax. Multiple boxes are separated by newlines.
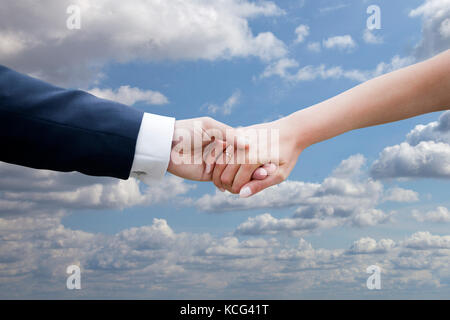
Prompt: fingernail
<box><xmin>239</xmin><ymin>186</ymin><xmax>252</xmax><ymax>198</ymax></box>
<box><xmin>206</xmin><ymin>164</ymin><xmax>212</xmax><ymax>174</ymax></box>
<box><xmin>259</xmin><ymin>168</ymin><xmax>268</xmax><ymax>177</ymax></box>
<box><xmin>219</xmin><ymin>187</ymin><xmax>225</xmax><ymax>192</ymax></box>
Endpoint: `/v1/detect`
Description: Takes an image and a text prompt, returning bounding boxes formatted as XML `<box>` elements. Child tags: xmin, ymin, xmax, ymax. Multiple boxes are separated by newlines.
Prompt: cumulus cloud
<box><xmin>363</xmin><ymin>29</ymin><xmax>383</xmax><ymax>44</ymax></box>
<box><xmin>204</xmin><ymin>236</ymin><xmax>275</xmax><ymax>258</ymax></box>
<box><xmin>2</xmin><ymin>209</ymin><xmax>450</xmax><ymax>298</ymax></box>
<box><xmin>260</xmin><ymin>0</ymin><xmax>450</xmax><ymax>85</ymax></box>
<box><xmin>197</xmin><ymin>154</ymin><xmax>380</xmax><ymax>211</ymax></box>
<box><xmin>234</xmin><ymin>213</ymin><xmax>339</xmax><ymax>237</ymax></box>
<box><xmin>384</xmin><ymin>187</ymin><xmax>419</xmax><ymax>203</ymax></box>
<box><xmin>0</xmin><ymin>162</ymin><xmax>194</xmax><ymax>215</ymax></box>
<box><xmin>409</xmin><ymin>0</ymin><xmax>450</xmax><ymax>59</ymax></box>
<box><xmin>116</xmin><ymin>219</ymin><xmax>176</xmax><ymax>250</ymax></box>
<box><xmin>371</xmin><ymin>111</ymin><xmax>450</xmax><ymax>180</ymax></box>
<box><xmin>0</xmin><ymin>159</ymin><xmax>448</xmax><ymax>298</ymax></box>
<box><xmin>319</xmin><ymin>4</ymin><xmax>349</xmax><ymax>14</ymax></box>
<box><xmin>260</xmin><ymin>58</ymin><xmax>300</xmax><ymax>79</ymax></box>
<box><xmin>88</xmin><ymin>86</ymin><xmax>169</xmax><ymax>106</ymax></box>
<box><xmin>347</xmin><ymin>237</ymin><xmax>396</xmax><ymax>254</ymax></box>
<box><xmin>294</xmin><ymin>24</ymin><xmax>310</xmax><ymax>43</ymax></box>
<box><xmin>413</xmin><ymin>206</ymin><xmax>450</xmax><ymax>223</ymax></box>
<box><xmin>196</xmin><ymin>154</ymin><xmax>395</xmax><ymax>235</ymax></box>
<box><xmin>406</xmin><ymin>111</ymin><xmax>450</xmax><ymax>145</ymax></box>
<box><xmin>260</xmin><ymin>55</ymin><xmax>414</xmax><ymax>83</ymax></box>
<box><xmin>205</xmin><ymin>90</ymin><xmax>241</xmax><ymax>115</ymax></box>
<box><xmin>403</xmin><ymin>231</ymin><xmax>450</xmax><ymax>249</ymax></box>
<box><xmin>0</xmin><ymin>0</ymin><xmax>286</xmax><ymax>86</ymax></box>
<box><xmin>322</xmin><ymin>35</ymin><xmax>356</xmax><ymax>51</ymax></box>
<box><xmin>371</xmin><ymin>141</ymin><xmax>450</xmax><ymax>179</ymax></box>
<box><xmin>307</xmin><ymin>42</ymin><xmax>321</xmax><ymax>52</ymax></box>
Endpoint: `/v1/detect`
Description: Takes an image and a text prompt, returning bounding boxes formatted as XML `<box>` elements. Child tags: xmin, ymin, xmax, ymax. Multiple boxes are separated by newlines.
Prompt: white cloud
<box><xmin>322</xmin><ymin>35</ymin><xmax>356</xmax><ymax>50</ymax></box>
<box><xmin>294</xmin><ymin>24</ymin><xmax>310</xmax><ymax>43</ymax></box>
<box><xmin>319</xmin><ymin>4</ymin><xmax>349</xmax><ymax>14</ymax></box>
<box><xmin>347</xmin><ymin>237</ymin><xmax>396</xmax><ymax>254</ymax></box>
<box><xmin>368</xmin><ymin>55</ymin><xmax>416</xmax><ymax>77</ymax></box>
<box><xmin>331</xmin><ymin>154</ymin><xmax>366</xmax><ymax>178</ymax></box>
<box><xmin>260</xmin><ymin>55</ymin><xmax>414</xmax><ymax>83</ymax></box>
<box><xmin>403</xmin><ymin>231</ymin><xmax>450</xmax><ymax>249</ymax></box>
<box><xmin>0</xmin><ymin>0</ymin><xmax>286</xmax><ymax>86</ymax></box>
<box><xmin>0</xmin><ymin>162</ymin><xmax>194</xmax><ymax>214</ymax></box>
<box><xmin>293</xmin><ymin>65</ymin><xmax>364</xmax><ymax>82</ymax></box>
<box><xmin>117</xmin><ymin>219</ymin><xmax>176</xmax><ymax>250</ymax></box>
<box><xmin>307</xmin><ymin>42</ymin><xmax>321</xmax><ymax>52</ymax></box>
<box><xmin>371</xmin><ymin>141</ymin><xmax>450</xmax><ymax>179</ymax></box>
<box><xmin>406</xmin><ymin>111</ymin><xmax>450</xmax><ymax>145</ymax></box>
<box><xmin>384</xmin><ymin>187</ymin><xmax>419</xmax><ymax>203</ymax></box>
<box><xmin>260</xmin><ymin>58</ymin><xmax>299</xmax><ymax>79</ymax></box>
<box><xmin>1</xmin><ymin>208</ymin><xmax>450</xmax><ymax>298</ymax></box>
<box><xmin>371</xmin><ymin>112</ymin><xmax>450</xmax><ymax>180</ymax></box>
<box><xmin>196</xmin><ymin>154</ymin><xmax>394</xmax><ymax>235</ymax></box>
<box><xmin>363</xmin><ymin>29</ymin><xmax>383</xmax><ymax>44</ymax></box>
<box><xmin>409</xmin><ymin>0</ymin><xmax>450</xmax><ymax>59</ymax></box>
<box><xmin>195</xmin><ymin>180</ymin><xmax>319</xmax><ymax>212</ymax></box>
<box><xmin>413</xmin><ymin>206</ymin><xmax>450</xmax><ymax>223</ymax></box>
<box><xmin>88</xmin><ymin>86</ymin><xmax>169</xmax><ymax>106</ymax></box>
<box><xmin>205</xmin><ymin>90</ymin><xmax>241</xmax><ymax>115</ymax></box>
<box><xmin>204</xmin><ymin>236</ymin><xmax>274</xmax><ymax>258</ymax></box>
<box><xmin>261</xmin><ymin>63</ymin><xmax>365</xmax><ymax>82</ymax></box>
<box><xmin>234</xmin><ymin>213</ymin><xmax>339</xmax><ymax>237</ymax></box>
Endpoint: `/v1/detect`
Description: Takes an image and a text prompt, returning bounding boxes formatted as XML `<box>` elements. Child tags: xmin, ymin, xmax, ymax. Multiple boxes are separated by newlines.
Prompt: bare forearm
<box><xmin>287</xmin><ymin>49</ymin><xmax>450</xmax><ymax>149</ymax></box>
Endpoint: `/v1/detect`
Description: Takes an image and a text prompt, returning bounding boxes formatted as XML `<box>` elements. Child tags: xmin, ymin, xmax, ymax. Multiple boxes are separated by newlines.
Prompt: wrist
<box><xmin>166</xmin><ymin>120</ymin><xmax>181</xmax><ymax>175</ymax></box>
<box><xmin>279</xmin><ymin>110</ymin><xmax>312</xmax><ymax>151</ymax></box>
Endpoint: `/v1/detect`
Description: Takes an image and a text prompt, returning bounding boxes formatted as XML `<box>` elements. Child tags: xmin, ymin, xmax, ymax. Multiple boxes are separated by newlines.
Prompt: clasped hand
<box><xmin>167</xmin><ymin>116</ymin><xmax>303</xmax><ymax>198</ymax></box>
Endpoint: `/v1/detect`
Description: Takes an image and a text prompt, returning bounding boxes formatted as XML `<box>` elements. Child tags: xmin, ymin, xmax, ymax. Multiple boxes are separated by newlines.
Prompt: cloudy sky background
<box><xmin>1</xmin><ymin>0</ymin><xmax>450</xmax><ymax>299</ymax></box>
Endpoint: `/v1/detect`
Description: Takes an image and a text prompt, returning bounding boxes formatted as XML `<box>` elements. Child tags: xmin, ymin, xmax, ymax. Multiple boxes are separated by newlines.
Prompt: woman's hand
<box><xmin>211</xmin><ymin>116</ymin><xmax>305</xmax><ymax>197</ymax></box>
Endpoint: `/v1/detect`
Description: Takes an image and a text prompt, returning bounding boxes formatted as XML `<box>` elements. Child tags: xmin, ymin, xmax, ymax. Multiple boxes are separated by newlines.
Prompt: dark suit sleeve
<box><xmin>0</xmin><ymin>65</ymin><xmax>144</xmax><ymax>179</ymax></box>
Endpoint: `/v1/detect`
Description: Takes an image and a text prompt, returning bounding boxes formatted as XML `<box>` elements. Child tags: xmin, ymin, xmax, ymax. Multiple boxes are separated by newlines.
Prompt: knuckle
<box><xmin>212</xmin><ymin>177</ymin><xmax>221</xmax><ymax>188</ymax></box>
<box><xmin>231</xmin><ymin>184</ymin><xmax>241</xmax><ymax>194</ymax></box>
<box><xmin>221</xmin><ymin>175</ymin><xmax>233</xmax><ymax>186</ymax></box>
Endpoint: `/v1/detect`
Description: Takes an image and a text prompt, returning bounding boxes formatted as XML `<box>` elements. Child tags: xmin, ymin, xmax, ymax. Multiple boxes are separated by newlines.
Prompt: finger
<box><xmin>220</xmin><ymin>163</ymin><xmax>241</xmax><ymax>193</ymax></box>
<box><xmin>251</xmin><ymin>163</ymin><xmax>278</xmax><ymax>180</ymax></box>
<box><xmin>212</xmin><ymin>144</ymin><xmax>233</xmax><ymax>192</ymax></box>
<box><xmin>203</xmin><ymin>139</ymin><xmax>227</xmax><ymax>175</ymax></box>
<box><xmin>239</xmin><ymin>173</ymin><xmax>284</xmax><ymax>198</ymax></box>
<box><xmin>264</xmin><ymin>163</ymin><xmax>278</xmax><ymax>175</ymax></box>
<box><xmin>231</xmin><ymin>164</ymin><xmax>262</xmax><ymax>194</ymax></box>
<box><xmin>252</xmin><ymin>167</ymin><xmax>267</xmax><ymax>180</ymax></box>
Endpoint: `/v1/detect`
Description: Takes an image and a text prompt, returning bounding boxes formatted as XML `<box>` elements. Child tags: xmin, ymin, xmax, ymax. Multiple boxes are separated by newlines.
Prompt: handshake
<box><xmin>167</xmin><ymin>116</ymin><xmax>303</xmax><ymax>198</ymax></box>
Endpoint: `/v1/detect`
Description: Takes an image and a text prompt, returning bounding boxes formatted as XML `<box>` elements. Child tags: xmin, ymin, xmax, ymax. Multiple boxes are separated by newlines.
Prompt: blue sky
<box><xmin>1</xmin><ymin>0</ymin><xmax>450</xmax><ymax>299</ymax></box>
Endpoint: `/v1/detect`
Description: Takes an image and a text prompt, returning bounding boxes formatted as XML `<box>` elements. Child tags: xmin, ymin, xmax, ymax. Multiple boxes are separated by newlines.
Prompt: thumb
<box><xmin>251</xmin><ymin>163</ymin><xmax>278</xmax><ymax>180</ymax></box>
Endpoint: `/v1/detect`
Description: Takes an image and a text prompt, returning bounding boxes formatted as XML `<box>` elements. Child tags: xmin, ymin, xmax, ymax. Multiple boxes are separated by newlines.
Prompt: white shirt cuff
<box><xmin>130</xmin><ymin>112</ymin><xmax>175</xmax><ymax>184</ymax></box>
